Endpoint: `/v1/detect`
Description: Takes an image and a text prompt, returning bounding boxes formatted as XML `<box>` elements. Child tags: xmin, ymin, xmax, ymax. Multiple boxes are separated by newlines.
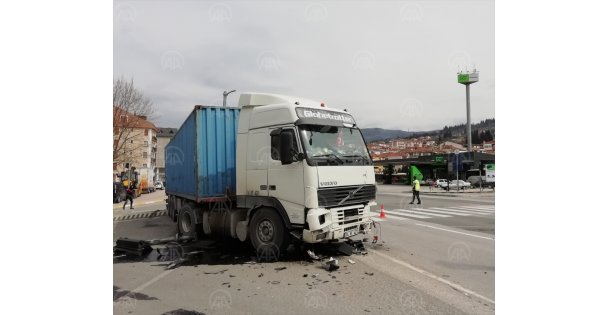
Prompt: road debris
<box><xmin>348</xmin><ymin>259</ymin><xmax>356</xmax><ymax>264</ymax></box>
<box><xmin>322</xmin><ymin>257</ymin><xmax>339</xmax><ymax>272</ymax></box>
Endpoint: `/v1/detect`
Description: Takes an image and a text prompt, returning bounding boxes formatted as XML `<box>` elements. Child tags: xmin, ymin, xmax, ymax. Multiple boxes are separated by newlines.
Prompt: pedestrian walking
<box><xmin>123</xmin><ymin>183</ymin><xmax>135</xmax><ymax>210</ymax></box>
<box><xmin>409</xmin><ymin>177</ymin><xmax>421</xmax><ymax>205</ymax></box>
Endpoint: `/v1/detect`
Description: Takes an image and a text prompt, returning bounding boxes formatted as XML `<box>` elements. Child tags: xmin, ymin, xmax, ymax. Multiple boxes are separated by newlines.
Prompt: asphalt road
<box><xmin>113</xmin><ymin>185</ymin><xmax>495</xmax><ymax>314</ymax></box>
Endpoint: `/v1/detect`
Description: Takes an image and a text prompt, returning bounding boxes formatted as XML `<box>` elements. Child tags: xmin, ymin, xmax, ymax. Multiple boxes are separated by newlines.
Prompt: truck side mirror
<box><xmin>280</xmin><ymin>131</ymin><xmax>296</xmax><ymax>165</ymax></box>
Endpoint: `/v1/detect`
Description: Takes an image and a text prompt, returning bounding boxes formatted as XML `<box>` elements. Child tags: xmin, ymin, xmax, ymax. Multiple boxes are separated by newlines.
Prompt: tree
<box><xmin>113</xmin><ymin>77</ymin><xmax>155</xmax><ymax>171</ymax></box>
<box><xmin>383</xmin><ymin>164</ymin><xmax>395</xmax><ymax>184</ymax></box>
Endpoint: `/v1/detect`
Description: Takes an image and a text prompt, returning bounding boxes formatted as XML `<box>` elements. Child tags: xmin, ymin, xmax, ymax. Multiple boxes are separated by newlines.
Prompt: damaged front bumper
<box><xmin>302</xmin><ymin>202</ymin><xmax>375</xmax><ymax>243</ymax></box>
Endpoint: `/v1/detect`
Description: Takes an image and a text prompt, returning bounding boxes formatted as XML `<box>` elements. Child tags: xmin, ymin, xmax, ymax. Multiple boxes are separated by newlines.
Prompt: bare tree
<box><xmin>113</xmin><ymin>77</ymin><xmax>156</xmax><ymax>170</ymax></box>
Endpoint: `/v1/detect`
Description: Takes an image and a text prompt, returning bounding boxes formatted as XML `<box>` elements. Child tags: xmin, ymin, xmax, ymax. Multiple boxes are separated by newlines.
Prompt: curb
<box><xmin>113</xmin><ymin>210</ymin><xmax>168</xmax><ymax>222</ymax></box>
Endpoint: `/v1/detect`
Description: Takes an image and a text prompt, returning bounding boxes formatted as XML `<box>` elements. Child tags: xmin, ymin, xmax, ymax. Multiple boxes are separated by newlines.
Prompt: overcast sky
<box><xmin>114</xmin><ymin>0</ymin><xmax>494</xmax><ymax>131</ymax></box>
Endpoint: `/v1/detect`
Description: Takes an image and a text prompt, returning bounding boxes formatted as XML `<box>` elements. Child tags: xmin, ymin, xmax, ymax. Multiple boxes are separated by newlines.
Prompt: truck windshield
<box><xmin>299</xmin><ymin>125</ymin><xmax>371</xmax><ymax>166</ymax></box>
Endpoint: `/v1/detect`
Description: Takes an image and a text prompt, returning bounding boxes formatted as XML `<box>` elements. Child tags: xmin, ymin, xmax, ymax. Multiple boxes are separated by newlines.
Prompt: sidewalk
<box><xmin>376</xmin><ymin>182</ymin><xmax>495</xmax><ymax>197</ymax></box>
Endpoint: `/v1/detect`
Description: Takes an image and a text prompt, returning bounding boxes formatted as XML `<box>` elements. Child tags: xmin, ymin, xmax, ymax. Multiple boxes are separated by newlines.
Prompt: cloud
<box><xmin>114</xmin><ymin>0</ymin><xmax>494</xmax><ymax>130</ymax></box>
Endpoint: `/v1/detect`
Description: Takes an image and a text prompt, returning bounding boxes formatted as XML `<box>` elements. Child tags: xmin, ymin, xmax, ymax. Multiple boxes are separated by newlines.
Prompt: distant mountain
<box><xmin>360</xmin><ymin>128</ymin><xmax>414</xmax><ymax>142</ymax></box>
<box><xmin>361</xmin><ymin>118</ymin><xmax>495</xmax><ymax>144</ymax></box>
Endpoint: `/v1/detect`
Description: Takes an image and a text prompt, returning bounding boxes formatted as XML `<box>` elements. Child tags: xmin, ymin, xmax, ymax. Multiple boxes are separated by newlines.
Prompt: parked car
<box><xmin>420</xmin><ymin>179</ymin><xmax>434</xmax><ymax>186</ymax></box>
<box><xmin>154</xmin><ymin>181</ymin><xmax>164</xmax><ymax>190</ymax></box>
<box><xmin>435</xmin><ymin>179</ymin><xmax>448</xmax><ymax>188</ymax></box>
<box><xmin>113</xmin><ymin>182</ymin><xmax>126</xmax><ymax>203</ymax></box>
<box><xmin>446</xmin><ymin>180</ymin><xmax>471</xmax><ymax>190</ymax></box>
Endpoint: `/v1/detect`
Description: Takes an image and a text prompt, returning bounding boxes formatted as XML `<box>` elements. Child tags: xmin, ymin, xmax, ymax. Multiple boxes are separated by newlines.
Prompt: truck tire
<box><xmin>178</xmin><ymin>205</ymin><xmax>197</xmax><ymax>239</ymax></box>
<box><xmin>249</xmin><ymin>208</ymin><xmax>289</xmax><ymax>255</ymax></box>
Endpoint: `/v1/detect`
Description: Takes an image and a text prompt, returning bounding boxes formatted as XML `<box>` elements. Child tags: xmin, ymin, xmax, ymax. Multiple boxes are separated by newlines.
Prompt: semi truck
<box><xmin>165</xmin><ymin>93</ymin><xmax>376</xmax><ymax>253</ymax></box>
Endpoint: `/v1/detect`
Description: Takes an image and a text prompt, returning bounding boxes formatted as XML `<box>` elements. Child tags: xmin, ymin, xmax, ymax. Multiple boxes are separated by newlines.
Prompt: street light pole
<box><xmin>223</xmin><ymin>90</ymin><xmax>236</xmax><ymax>107</ymax></box>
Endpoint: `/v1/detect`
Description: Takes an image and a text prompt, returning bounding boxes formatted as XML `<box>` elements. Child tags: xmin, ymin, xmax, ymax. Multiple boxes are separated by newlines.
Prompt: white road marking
<box><xmin>382</xmin><ymin>209</ymin><xmax>432</xmax><ymax>219</ymax></box>
<box><xmin>368</xmin><ymin>249</ymin><xmax>495</xmax><ymax>305</ymax></box>
<box><xmin>416</xmin><ymin>223</ymin><xmax>495</xmax><ymax>240</ymax></box>
<box><xmin>429</xmin><ymin>207</ymin><xmax>493</xmax><ymax>215</ymax></box>
<box><xmin>130</xmin><ymin>269</ymin><xmax>174</xmax><ymax>295</ymax></box>
<box><xmin>372</xmin><ymin>216</ymin><xmax>409</xmax><ymax>221</ymax></box>
<box><xmin>448</xmin><ymin>207</ymin><xmax>495</xmax><ymax>214</ymax></box>
<box><xmin>392</xmin><ymin>209</ymin><xmax>451</xmax><ymax>218</ymax></box>
<box><xmin>416</xmin><ymin>208</ymin><xmax>472</xmax><ymax>216</ymax></box>
<box><xmin>457</xmin><ymin>205</ymin><xmax>495</xmax><ymax>210</ymax></box>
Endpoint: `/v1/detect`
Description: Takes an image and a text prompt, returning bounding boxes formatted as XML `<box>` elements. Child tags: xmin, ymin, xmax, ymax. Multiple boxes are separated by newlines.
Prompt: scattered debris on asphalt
<box><xmin>348</xmin><ymin>259</ymin><xmax>356</xmax><ymax>264</ymax></box>
<box><xmin>322</xmin><ymin>257</ymin><xmax>339</xmax><ymax>272</ymax></box>
<box><xmin>258</xmin><ymin>273</ymin><xmax>264</xmax><ymax>277</ymax></box>
<box><xmin>274</xmin><ymin>267</ymin><xmax>287</xmax><ymax>271</ymax></box>
<box><xmin>307</xmin><ymin>250</ymin><xmax>321</xmax><ymax>260</ymax></box>
<box><xmin>364</xmin><ymin>272</ymin><xmax>374</xmax><ymax>276</ymax></box>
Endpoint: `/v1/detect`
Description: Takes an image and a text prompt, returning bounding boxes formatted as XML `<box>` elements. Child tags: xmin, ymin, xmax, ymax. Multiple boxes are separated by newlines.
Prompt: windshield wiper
<box><xmin>342</xmin><ymin>154</ymin><xmax>371</xmax><ymax>165</ymax></box>
<box><xmin>311</xmin><ymin>154</ymin><xmax>344</xmax><ymax>165</ymax></box>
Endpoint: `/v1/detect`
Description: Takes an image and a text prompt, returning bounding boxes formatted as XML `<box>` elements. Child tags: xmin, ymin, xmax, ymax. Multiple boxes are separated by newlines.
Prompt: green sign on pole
<box><xmin>458</xmin><ymin>74</ymin><xmax>469</xmax><ymax>83</ymax></box>
<box><xmin>435</xmin><ymin>156</ymin><xmax>444</xmax><ymax>162</ymax></box>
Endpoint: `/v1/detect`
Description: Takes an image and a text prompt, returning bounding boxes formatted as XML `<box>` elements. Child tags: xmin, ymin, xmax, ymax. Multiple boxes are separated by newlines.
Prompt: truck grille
<box><xmin>336</xmin><ymin>207</ymin><xmax>365</xmax><ymax>226</ymax></box>
<box><xmin>318</xmin><ymin>185</ymin><xmax>376</xmax><ymax>208</ymax></box>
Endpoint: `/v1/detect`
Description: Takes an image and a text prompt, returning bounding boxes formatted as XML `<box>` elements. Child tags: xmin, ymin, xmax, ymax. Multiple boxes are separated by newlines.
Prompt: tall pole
<box><xmin>458</xmin><ymin>70</ymin><xmax>478</xmax><ymax>152</ymax></box>
<box><xmin>466</xmin><ymin>84</ymin><xmax>472</xmax><ymax>152</ymax></box>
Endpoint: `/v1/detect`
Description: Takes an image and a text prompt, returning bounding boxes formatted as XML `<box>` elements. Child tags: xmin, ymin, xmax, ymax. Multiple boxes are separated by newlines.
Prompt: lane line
<box><xmin>427</xmin><ymin>207</ymin><xmax>492</xmax><ymax>215</ymax></box>
<box><xmin>129</xmin><ymin>269</ymin><xmax>174</xmax><ymax>295</ymax></box>
<box><xmin>381</xmin><ymin>209</ymin><xmax>432</xmax><ymax>219</ymax></box>
<box><xmin>373</xmin><ymin>210</ymin><xmax>430</xmax><ymax>219</ymax></box>
<box><xmin>458</xmin><ymin>205</ymin><xmax>495</xmax><ymax>210</ymax></box>
<box><xmin>454</xmin><ymin>205</ymin><xmax>495</xmax><ymax>210</ymax></box>
<box><xmin>413</xmin><ymin>208</ymin><xmax>472</xmax><ymax>216</ymax></box>
<box><xmin>448</xmin><ymin>207</ymin><xmax>495</xmax><ymax>214</ymax></box>
<box><xmin>367</xmin><ymin>249</ymin><xmax>495</xmax><ymax>305</ymax></box>
<box><xmin>390</xmin><ymin>209</ymin><xmax>451</xmax><ymax>218</ymax></box>
<box><xmin>430</xmin><ymin>207</ymin><xmax>493</xmax><ymax>215</ymax></box>
<box><xmin>416</xmin><ymin>223</ymin><xmax>495</xmax><ymax>240</ymax></box>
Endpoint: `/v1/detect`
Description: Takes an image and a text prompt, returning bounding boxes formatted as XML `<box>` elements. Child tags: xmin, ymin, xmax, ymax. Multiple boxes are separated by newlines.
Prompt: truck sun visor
<box><xmin>295</xmin><ymin>108</ymin><xmax>356</xmax><ymax>124</ymax></box>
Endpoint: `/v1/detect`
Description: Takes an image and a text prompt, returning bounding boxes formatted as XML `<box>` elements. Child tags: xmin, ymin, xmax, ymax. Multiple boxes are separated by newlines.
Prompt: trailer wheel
<box><xmin>178</xmin><ymin>205</ymin><xmax>197</xmax><ymax>238</ymax></box>
<box><xmin>249</xmin><ymin>208</ymin><xmax>288</xmax><ymax>257</ymax></box>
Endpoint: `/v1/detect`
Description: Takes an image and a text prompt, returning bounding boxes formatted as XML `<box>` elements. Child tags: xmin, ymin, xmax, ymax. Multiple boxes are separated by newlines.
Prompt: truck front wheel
<box><xmin>249</xmin><ymin>208</ymin><xmax>289</xmax><ymax>256</ymax></box>
<box><xmin>178</xmin><ymin>205</ymin><xmax>197</xmax><ymax>239</ymax></box>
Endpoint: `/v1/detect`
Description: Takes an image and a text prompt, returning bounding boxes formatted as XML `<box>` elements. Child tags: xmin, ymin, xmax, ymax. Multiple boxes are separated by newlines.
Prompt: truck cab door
<box><xmin>268</xmin><ymin>127</ymin><xmax>305</xmax><ymax>224</ymax></box>
<box><xmin>246</xmin><ymin>130</ymin><xmax>269</xmax><ymax>196</ymax></box>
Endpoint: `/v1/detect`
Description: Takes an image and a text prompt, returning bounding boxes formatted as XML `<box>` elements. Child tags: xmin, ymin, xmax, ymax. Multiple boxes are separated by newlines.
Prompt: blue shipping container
<box><xmin>165</xmin><ymin>106</ymin><xmax>240</xmax><ymax>200</ymax></box>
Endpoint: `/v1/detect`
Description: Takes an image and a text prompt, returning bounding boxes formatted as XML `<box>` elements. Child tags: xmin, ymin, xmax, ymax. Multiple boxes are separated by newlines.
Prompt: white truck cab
<box><xmin>235</xmin><ymin>93</ymin><xmax>376</xmax><ymax>246</ymax></box>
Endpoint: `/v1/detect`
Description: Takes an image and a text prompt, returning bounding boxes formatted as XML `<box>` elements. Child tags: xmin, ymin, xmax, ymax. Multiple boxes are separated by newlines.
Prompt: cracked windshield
<box><xmin>300</xmin><ymin>125</ymin><xmax>372</xmax><ymax>165</ymax></box>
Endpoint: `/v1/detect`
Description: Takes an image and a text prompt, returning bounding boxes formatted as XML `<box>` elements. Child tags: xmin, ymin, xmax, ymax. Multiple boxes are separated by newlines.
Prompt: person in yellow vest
<box><xmin>409</xmin><ymin>177</ymin><xmax>422</xmax><ymax>204</ymax></box>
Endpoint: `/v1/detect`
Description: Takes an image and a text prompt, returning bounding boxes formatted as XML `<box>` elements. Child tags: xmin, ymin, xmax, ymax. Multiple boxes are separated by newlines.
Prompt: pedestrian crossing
<box><xmin>373</xmin><ymin>204</ymin><xmax>495</xmax><ymax>220</ymax></box>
